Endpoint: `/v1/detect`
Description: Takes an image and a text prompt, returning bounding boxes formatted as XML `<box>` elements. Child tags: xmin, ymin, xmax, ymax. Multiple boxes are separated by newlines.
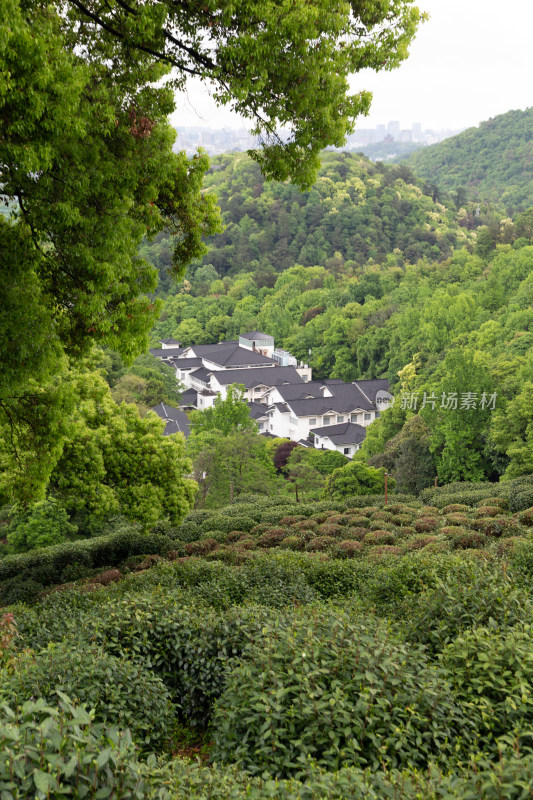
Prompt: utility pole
<box><xmin>384</xmin><ymin>472</ymin><xmax>388</xmax><ymax>506</ymax></box>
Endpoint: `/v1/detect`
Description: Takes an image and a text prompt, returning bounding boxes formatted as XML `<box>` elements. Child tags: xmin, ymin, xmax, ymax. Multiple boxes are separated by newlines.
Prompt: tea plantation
<box><xmin>2</xmin><ymin>477</ymin><xmax>533</xmax><ymax>798</ymax></box>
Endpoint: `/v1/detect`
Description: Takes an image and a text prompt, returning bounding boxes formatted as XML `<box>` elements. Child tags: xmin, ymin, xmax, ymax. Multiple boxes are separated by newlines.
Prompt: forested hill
<box><xmin>403</xmin><ymin>107</ymin><xmax>533</xmax><ymax>211</ymax></box>
<box><xmin>142</xmin><ymin>151</ymin><xmax>473</xmax><ymax>292</ymax></box>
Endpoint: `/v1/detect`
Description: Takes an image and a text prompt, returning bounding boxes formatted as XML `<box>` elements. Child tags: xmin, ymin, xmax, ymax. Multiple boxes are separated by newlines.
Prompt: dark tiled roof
<box><xmin>149</xmin><ymin>347</ymin><xmax>185</xmax><ymax>359</ymax></box>
<box><xmin>248</xmin><ymin>401</ymin><xmax>270</xmax><ymax>420</ymax></box>
<box><xmin>150</xmin><ymin>403</ymin><xmax>190</xmax><ymax>437</ymax></box>
<box><xmin>274</xmin><ymin>382</ymin><xmax>326</xmax><ymax>401</ymax></box>
<box><xmin>326</xmin><ymin>384</ymin><xmax>375</xmax><ymax>411</ymax></box>
<box><xmin>190</xmin><ymin>366</ymin><xmax>212</xmax><ymax>384</ymax></box>
<box><xmin>204</xmin><ymin>345</ymin><xmax>276</xmax><ymax>367</ymax></box>
<box><xmin>239</xmin><ymin>331</ymin><xmax>274</xmax><ymax>341</ymax></box>
<box><xmin>354</xmin><ymin>379</ymin><xmax>390</xmax><ymax>404</ymax></box>
<box><xmin>310</xmin><ymin>422</ymin><xmax>367</xmax><ymax>445</ymax></box>
<box><xmin>178</xmin><ymin>389</ymin><xmax>198</xmax><ymax>407</ymax></box>
<box><xmin>168</xmin><ymin>357</ymin><xmax>203</xmax><ymax>369</ymax></box>
<box><xmin>211</xmin><ymin>366</ymin><xmax>304</xmax><ymax>389</ymax></box>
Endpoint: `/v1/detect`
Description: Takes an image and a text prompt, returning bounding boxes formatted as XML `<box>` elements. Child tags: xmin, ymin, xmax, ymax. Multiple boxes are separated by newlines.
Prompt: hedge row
<box><xmin>420</xmin><ymin>477</ymin><xmax>533</xmax><ymax>512</ymax></box>
<box><xmin>0</xmin><ymin>531</ymin><xmax>174</xmax><ymax>605</ymax></box>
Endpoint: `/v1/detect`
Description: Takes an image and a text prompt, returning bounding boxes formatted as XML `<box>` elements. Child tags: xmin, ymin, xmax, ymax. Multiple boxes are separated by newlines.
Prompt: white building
<box><xmin>150</xmin><ymin>332</ymin><xmax>390</xmax><ymax>458</ymax></box>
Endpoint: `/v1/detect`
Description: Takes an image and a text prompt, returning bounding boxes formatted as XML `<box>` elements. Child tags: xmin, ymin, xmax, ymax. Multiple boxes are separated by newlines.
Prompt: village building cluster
<box><xmin>150</xmin><ymin>332</ymin><xmax>390</xmax><ymax>458</ymax></box>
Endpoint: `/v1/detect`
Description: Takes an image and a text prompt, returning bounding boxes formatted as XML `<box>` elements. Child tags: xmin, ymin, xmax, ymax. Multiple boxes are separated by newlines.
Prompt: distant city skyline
<box><xmin>173</xmin><ymin>121</ymin><xmax>463</xmax><ymax>159</ymax></box>
<box><xmin>170</xmin><ymin>0</ymin><xmax>532</xmax><ymax>135</ymax></box>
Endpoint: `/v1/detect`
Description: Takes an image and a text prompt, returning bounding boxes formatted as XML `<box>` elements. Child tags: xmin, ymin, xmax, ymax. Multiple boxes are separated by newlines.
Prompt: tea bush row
<box><xmin>0</xmin><ymin>531</ymin><xmax>174</xmax><ymax>605</ymax></box>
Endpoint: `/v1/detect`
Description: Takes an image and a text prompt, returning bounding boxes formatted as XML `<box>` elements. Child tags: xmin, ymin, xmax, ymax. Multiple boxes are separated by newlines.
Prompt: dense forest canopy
<box><xmin>404</xmin><ymin>107</ymin><xmax>533</xmax><ymax>211</ymax></box>
<box><xmin>143</xmin><ymin>151</ymin><xmax>476</xmax><ymax>293</ymax></box>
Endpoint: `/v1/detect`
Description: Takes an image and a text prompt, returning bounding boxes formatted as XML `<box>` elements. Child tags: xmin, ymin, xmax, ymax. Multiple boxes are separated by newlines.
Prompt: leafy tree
<box><xmin>7</xmin><ymin>498</ymin><xmax>78</xmax><ymax>553</ymax></box>
<box><xmin>189</xmin><ymin>385</ymin><xmax>255</xmax><ymax>437</ymax></box>
<box><xmin>491</xmin><ymin>380</ymin><xmax>533</xmax><ymax>478</ymax></box>
<box><xmin>324</xmin><ymin>460</ymin><xmax>393</xmax><ymax>499</ymax></box>
<box><xmin>304</xmin><ymin>448</ymin><xmax>351</xmax><ymax>475</ymax></box>
<box><xmin>284</xmin><ymin>448</ymin><xmax>326</xmax><ymax>502</ymax></box>
<box><xmin>193</xmin><ymin>430</ymin><xmax>277</xmax><ymax>508</ymax></box>
<box><xmin>369</xmin><ymin>415</ymin><xmax>436</xmax><ymax>493</ymax></box>
<box><xmin>272</xmin><ymin>440</ymin><xmax>300</xmax><ymax>473</ymax></box>
<box><xmin>421</xmin><ymin>350</ymin><xmax>495</xmax><ymax>483</ymax></box>
<box><xmin>48</xmin><ymin>371</ymin><xmax>196</xmax><ymax>530</ymax></box>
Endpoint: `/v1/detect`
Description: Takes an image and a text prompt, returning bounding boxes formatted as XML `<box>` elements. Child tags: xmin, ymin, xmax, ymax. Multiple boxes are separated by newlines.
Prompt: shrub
<box><xmin>0</xmin><ymin>576</ymin><xmax>44</xmax><ymax>606</ymax></box>
<box><xmin>442</xmin><ymin>623</ymin><xmax>533</xmax><ymax>748</ymax></box>
<box><xmin>227</xmin><ymin>531</ymin><xmax>247</xmax><ymax>542</ymax></box>
<box><xmin>0</xmin><ymin>642</ymin><xmax>173</xmax><ymax>752</ymax></box>
<box><xmin>343</xmin><ymin>527</ymin><xmax>368</xmax><ymax>541</ymax></box>
<box><xmin>363</xmin><ymin>530</ymin><xmax>396</xmax><ymax>546</ymax></box>
<box><xmin>310</xmin><ymin>511</ymin><xmax>333</xmax><ymax>523</ymax></box>
<box><xmin>250</xmin><ymin>522</ymin><xmax>271</xmax><ymax>535</ymax></box>
<box><xmin>393</xmin><ymin>514</ymin><xmax>416</xmax><ymax>527</ymax></box>
<box><xmin>200</xmin><ymin>515</ymin><xmax>255</xmax><ymax>535</ymax></box>
<box><xmin>414</xmin><ymin>517</ymin><xmax>439</xmax><ymax>533</ymax></box>
<box><xmin>93</xmin><ymin>597</ymin><xmax>270</xmax><ymax>728</ymax></box>
<box><xmin>335</xmin><ymin>540</ymin><xmax>364</xmax><ymax>558</ymax></box>
<box><xmin>367</xmin><ymin>545</ymin><xmax>404</xmax><ymax>558</ymax></box>
<box><xmin>185</xmin><ymin>539</ymin><xmax>218</xmax><ymax>556</ymax></box>
<box><xmin>445</xmin><ymin>513</ymin><xmax>470</xmax><ymax>526</ymax></box>
<box><xmin>210</xmin><ymin>611</ymin><xmax>467</xmax><ymax>777</ymax></box>
<box><xmin>475</xmin><ymin>506</ymin><xmax>502</xmax><ymax>518</ymax></box>
<box><xmin>325</xmin><ymin>514</ymin><xmax>352</xmax><ymax>526</ymax></box>
<box><xmin>291</xmin><ymin>519</ymin><xmax>318</xmax><ymax>532</ymax></box>
<box><xmin>279</xmin><ymin>516</ymin><xmax>306</xmax><ymax>526</ymax></box>
<box><xmin>442</xmin><ymin>504</ymin><xmax>471</xmax><ymax>514</ymax></box>
<box><xmin>477</xmin><ymin>497</ymin><xmax>508</xmax><ymax>509</ymax></box>
<box><xmin>452</xmin><ymin>532</ymin><xmax>487</xmax><ymax>550</ymax></box>
<box><xmin>518</xmin><ymin>507</ymin><xmax>533</xmax><ymax>527</ymax></box>
<box><xmin>405</xmin><ymin>535</ymin><xmax>438</xmax><ymax>551</ymax></box>
<box><xmin>0</xmin><ymin>530</ymin><xmax>173</xmax><ymax>595</ymax></box>
<box><xmin>0</xmin><ymin>696</ymin><xmax>149</xmax><ymax>799</ymax></box>
<box><xmin>471</xmin><ymin>517</ymin><xmax>520</xmax><ymax>537</ymax></box>
<box><xmin>317</xmin><ymin>523</ymin><xmax>344</xmax><ymax>537</ymax></box>
<box><xmin>509</xmin><ymin>489</ymin><xmax>533</xmax><ymax>513</ymax></box>
<box><xmin>305</xmin><ymin>536</ymin><xmax>336</xmax><ymax>552</ymax></box>
<box><xmin>440</xmin><ymin>526</ymin><xmax>469</xmax><ymax>537</ymax></box>
<box><xmin>280</xmin><ymin>536</ymin><xmax>305</xmax><ymax>551</ymax></box>
<box><xmin>371</xmin><ymin>511</ymin><xmax>395</xmax><ymax>523</ymax></box>
<box><xmin>257</xmin><ymin>530</ymin><xmax>289</xmax><ymax>548</ymax></box>
<box><xmin>403</xmin><ymin>565</ymin><xmax>532</xmax><ymax>653</ymax></box>
<box><xmin>345</xmin><ymin>515</ymin><xmax>371</xmax><ymax>527</ymax></box>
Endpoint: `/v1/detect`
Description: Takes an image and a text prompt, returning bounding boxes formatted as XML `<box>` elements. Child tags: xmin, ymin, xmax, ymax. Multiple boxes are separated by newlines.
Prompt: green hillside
<box><xmin>141</xmin><ymin>151</ymin><xmax>473</xmax><ymax>293</ymax></box>
<box><xmin>404</xmin><ymin>107</ymin><xmax>533</xmax><ymax>211</ymax></box>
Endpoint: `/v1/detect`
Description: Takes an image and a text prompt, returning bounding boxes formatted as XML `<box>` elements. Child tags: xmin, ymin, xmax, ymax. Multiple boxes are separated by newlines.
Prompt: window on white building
<box><xmin>302</xmin><ymin>375</ymin><xmax>309</xmax><ymax>381</ymax></box>
<box><xmin>350</xmin><ymin>413</ymin><xmax>361</xmax><ymax>423</ymax></box>
<box><xmin>289</xmin><ymin>415</ymin><xmax>298</xmax><ymax>425</ymax></box>
<box><xmin>323</xmin><ymin>417</ymin><xmax>331</xmax><ymax>425</ymax></box>
<box><xmin>343</xmin><ymin>447</ymin><xmax>351</xmax><ymax>455</ymax></box>
<box><xmin>337</xmin><ymin>415</ymin><xmax>344</xmax><ymax>423</ymax></box>
<box><xmin>364</xmin><ymin>412</ymin><xmax>372</xmax><ymax>421</ymax></box>
<box><xmin>309</xmin><ymin>418</ymin><xmax>316</xmax><ymax>426</ymax></box>
<box><xmin>258</xmin><ymin>421</ymin><xmax>264</xmax><ymax>430</ymax></box>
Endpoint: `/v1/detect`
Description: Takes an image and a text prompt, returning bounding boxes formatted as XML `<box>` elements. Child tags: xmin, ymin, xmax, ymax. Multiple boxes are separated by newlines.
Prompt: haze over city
<box><xmin>171</xmin><ymin>0</ymin><xmax>533</xmax><ymax>137</ymax></box>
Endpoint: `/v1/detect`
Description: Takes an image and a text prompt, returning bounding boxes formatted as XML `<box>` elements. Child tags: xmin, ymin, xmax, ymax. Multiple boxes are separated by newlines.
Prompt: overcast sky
<box><xmin>171</xmin><ymin>0</ymin><xmax>532</xmax><ymax>133</ymax></box>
